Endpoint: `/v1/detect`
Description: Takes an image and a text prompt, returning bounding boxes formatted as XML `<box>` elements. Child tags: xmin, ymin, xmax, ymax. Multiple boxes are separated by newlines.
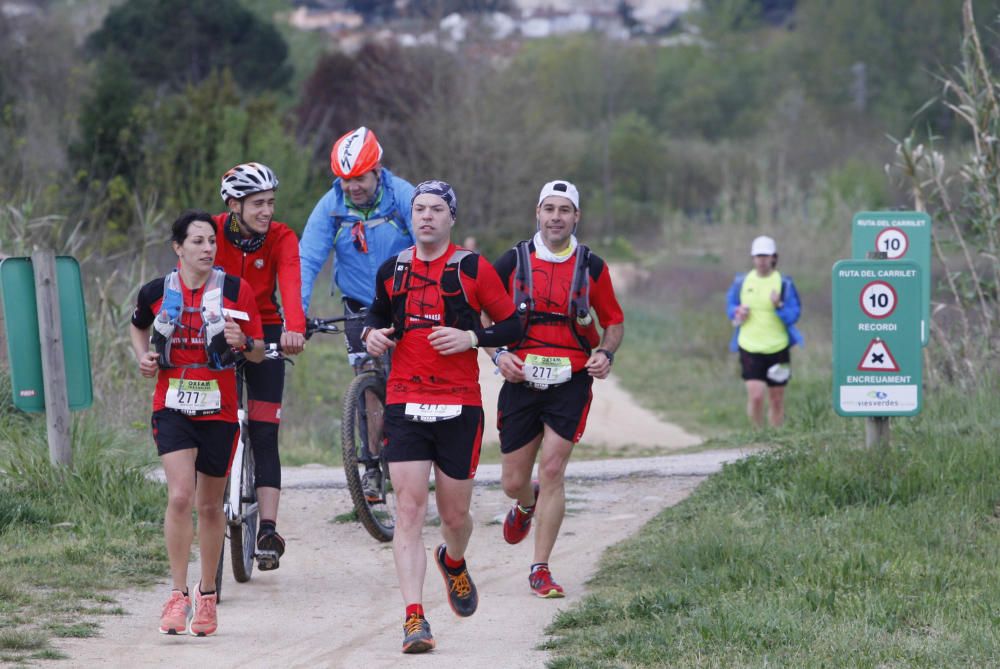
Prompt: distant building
<box><xmin>283</xmin><ymin>0</ymin><xmax>697</xmax><ymax>49</ymax></box>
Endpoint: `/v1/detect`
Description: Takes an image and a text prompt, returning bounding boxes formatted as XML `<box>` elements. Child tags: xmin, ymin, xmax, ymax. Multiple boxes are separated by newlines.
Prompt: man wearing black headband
<box><xmin>363</xmin><ymin>180</ymin><xmax>522</xmax><ymax>654</ymax></box>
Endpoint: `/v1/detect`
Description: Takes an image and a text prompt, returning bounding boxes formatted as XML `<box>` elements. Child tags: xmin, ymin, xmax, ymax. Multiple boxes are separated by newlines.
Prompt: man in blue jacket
<box><xmin>300</xmin><ymin>126</ymin><xmax>415</xmax><ymax>495</ymax></box>
<box><xmin>725</xmin><ymin>235</ymin><xmax>803</xmax><ymax>428</ymax></box>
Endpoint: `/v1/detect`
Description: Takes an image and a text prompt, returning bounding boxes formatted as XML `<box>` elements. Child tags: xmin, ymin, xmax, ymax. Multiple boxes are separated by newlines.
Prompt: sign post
<box><xmin>832</xmin><ymin>259</ymin><xmax>923</xmax><ymax>446</ymax></box>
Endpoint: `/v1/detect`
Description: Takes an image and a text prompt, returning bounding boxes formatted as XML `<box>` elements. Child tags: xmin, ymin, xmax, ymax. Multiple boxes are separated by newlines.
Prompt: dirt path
<box><xmin>54</xmin><ymin>366</ymin><xmax>738</xmax><ymax>669</ymax></box>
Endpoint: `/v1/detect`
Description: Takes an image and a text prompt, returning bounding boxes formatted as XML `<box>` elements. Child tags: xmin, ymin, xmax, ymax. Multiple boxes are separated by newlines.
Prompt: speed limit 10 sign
<box><xmin>852</xmin><ymin>211</ymin><xmax>930</xmax><ymax>346</ymax></box>
<box><xmin>859</xmin><ymin>281</ymin><xmax>896</xmax><ymax>319</ymax></box>
<box><xmin>832</xmin><ymin>259</ymin><xmax>922</xmax><ymax>417</ymax></box>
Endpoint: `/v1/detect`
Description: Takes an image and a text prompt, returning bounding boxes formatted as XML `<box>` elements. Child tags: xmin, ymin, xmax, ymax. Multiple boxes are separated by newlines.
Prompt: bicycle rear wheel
<box><xmin>342</xmin><ymin>372</ymin><xmax>395</xmax><ymax>542</ymax></box>
<box><xmin>214</xmin><ymin>537</ymin><xmax>225</xmax><ymax>604</ymax></box>
<box><xmin>229</xmin><ymin>430</ymin><xmax>258</xmax><ymax>582</ymax></box>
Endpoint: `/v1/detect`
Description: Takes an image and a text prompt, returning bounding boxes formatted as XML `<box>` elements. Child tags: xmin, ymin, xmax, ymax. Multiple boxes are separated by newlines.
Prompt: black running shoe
<box><xmin>361</xmin><ymin>465</ymin><xmax>383</xmax><ymax>503</ymax></box>
<box><xmin>401</xmin><ymin>614</ymin><xmax>435</xmax><ymax>654</ymax></box>
<box><xmin>256</xmin><ymin>528</ymin><xmax>286</xmax><ymax>571</ymax></box>
<box><xmin>434</xmin><ymin>544</ymin><xmax>478</xmax><ymax>617</ymax></box>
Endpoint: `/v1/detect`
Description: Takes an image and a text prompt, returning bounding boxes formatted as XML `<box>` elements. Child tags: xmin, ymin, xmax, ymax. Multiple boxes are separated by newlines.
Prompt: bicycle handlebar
<box><xmin>304</xmin><ymin>313</ymin><xmax>367</xmax><ymax>340</ymax></box>
<box><xmin>246</xmin><ymin>313</ymin><xmax>368</xmax><ymax>361</ymax></box>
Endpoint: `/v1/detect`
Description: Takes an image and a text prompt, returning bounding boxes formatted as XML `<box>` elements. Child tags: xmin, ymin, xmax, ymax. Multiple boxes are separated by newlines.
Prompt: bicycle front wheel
<box><xmin>341</xmin><ymin>372</ymin><xmax>395</xmax><ymax>542</ymax></box>
<box><xmin>214</xmin><ymin>538</ymin><xmax>225</xmax><ymax>604</ymax></box>
<box><xmin>230</xmin><ymin>431</ymin><xmax>258</xmax><ymax>582</ymax></box>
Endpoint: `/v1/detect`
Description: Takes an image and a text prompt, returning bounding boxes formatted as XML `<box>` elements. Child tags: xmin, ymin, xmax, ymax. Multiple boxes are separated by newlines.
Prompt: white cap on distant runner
<box><xmin>750</xmin><ymin>235</ymin><xmax>777</xmax><ymax>256</ymax></box>
<box><xmin>537</xmin><ymin>180</ymin><xmax>580</xmax><ymax>209</ymax></box>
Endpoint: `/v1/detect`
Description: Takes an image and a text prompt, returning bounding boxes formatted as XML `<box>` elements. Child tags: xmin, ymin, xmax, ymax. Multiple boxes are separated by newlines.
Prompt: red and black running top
<box><xmin>492</xmin><ymin>241</ymin><xmax>624</xmax><ymax>372</ymax></box>
<box><xmin>369</xmin><ymin>243</ymin><xmax>516</xmax><ymax>406</ymax></box>
<box><xmin>132</xmin><ymin>272</ymin><xmax>263</xmax><ymax>422</ymax></box>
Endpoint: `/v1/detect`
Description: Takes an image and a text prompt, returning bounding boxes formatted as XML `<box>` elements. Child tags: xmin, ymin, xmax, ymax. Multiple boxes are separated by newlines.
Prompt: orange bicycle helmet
<box><xmin>330</xmin><ymin>126</ymin><xmax>383</xmax><ymax>179</ymax></box>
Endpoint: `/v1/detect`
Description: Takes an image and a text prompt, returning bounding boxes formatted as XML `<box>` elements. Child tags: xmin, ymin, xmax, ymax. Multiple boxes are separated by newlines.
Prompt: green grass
<box><xmin>545</xmin><ymin>317</ymin><xmax>1000</xmax><ymax>667</ymax></box>
<box><xmin>0</xmin><ymin>410</ymin><xmax>166</xmax><ymax>664</ymax></box>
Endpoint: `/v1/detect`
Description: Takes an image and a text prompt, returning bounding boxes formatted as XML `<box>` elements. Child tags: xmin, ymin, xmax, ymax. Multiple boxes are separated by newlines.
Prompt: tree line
<box><xmin>0</xmin><ymin>0</ymin><xmax>997</xmax><ymax>257</ymax></box>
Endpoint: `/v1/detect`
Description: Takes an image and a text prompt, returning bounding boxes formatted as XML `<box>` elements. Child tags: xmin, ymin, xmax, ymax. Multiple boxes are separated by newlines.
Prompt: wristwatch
<box><xmin>361</xmin><ymin>326</ymin><xmax>373</xmax><ymax>343</ymax></box>
<box><xmin>243</xmin><ymin>335</ymin><xmax>255</xmax><ymax>352</ymax></box>
<box><xmin>596</xmin><ymin>348</ymin><xmax>614</xmax><ymax>364</ymax></box>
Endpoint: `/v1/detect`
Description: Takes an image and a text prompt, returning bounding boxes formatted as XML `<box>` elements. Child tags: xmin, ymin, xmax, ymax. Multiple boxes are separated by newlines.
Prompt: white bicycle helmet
<box><xmin>220</xmin><ymin>162</ymin><xmax>280</xmax><ymax>203</ymax></box>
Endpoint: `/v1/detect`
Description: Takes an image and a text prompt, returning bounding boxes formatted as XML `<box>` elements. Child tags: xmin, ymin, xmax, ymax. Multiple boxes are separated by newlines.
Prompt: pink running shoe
<box><xmin>189</xmin><ymin>587</ymin><xmax>218</xmax><ymax>636</ymax></box>
<box><xmin>158</xmin><ymin>590</ymin><xmax>191</xmax><ymax>635</ymax></box>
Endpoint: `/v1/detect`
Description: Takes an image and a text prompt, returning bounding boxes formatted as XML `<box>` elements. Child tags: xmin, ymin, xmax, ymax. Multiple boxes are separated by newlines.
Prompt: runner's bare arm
<box><xmin>226</xmin><ymin>315</ymin><xmax>265</xmax><ymax>363</ymax></box>
<box><xmin>585</xmin><ymin>322</ymin><xmax>624</xmax><ymax>379</ymax></box>
<box><xmin>129</xmin><ymin>324</ymin><xmax>159</xmax><ymax>378</ymax></box>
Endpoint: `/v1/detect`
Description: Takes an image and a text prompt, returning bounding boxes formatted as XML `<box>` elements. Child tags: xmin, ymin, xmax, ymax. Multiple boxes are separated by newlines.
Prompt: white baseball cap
<box><xmin>537</xmin><ymin>180</ymin><xmax>580</xmax><ymax>209</ymax></box>
<box><xmin>750</xmin><ymin>235</ymin><xmax>777</xmax><ymax>256</ymax></box>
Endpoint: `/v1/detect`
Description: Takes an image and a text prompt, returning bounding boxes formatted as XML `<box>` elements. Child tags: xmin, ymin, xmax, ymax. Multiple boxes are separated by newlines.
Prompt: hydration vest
<box><xmin>511</xmin><ymin>241</ymin><xmax>599</xmax><ymax>353</ymax></box>
<box><xmin>389</xmin><ymin>247</ymin><xmax>479</xmax><ymax>337</ymax></box>
<box><xmin>151</xmin><ymin>268</ymin><xmax>237</xmax><ymax>370</ymax></box>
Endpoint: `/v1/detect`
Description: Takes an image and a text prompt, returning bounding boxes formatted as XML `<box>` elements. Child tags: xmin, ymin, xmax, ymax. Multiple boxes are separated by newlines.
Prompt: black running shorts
<box><xmin>151</xmin><ymin>409</ymin><xmax>239</xmax><ymax>477</ymax></box>
<box><xmin>738</xmin><ymin>346</ymin><xmax>791</xmax><ymax>387</ymax></box>
<box><xmin>497</xmin><ymin>370</ymin><xmax>594</xmax><ymax>454</ymax></box>
<box><xmin>383</xmin><ymin>404</ymin><xmax>484</xmax><ymax>480</ymax></box>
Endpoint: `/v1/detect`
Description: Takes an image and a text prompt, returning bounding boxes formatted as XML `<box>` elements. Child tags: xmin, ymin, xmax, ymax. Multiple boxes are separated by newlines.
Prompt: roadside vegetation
<box><xmin>1</xmin><ymin>0</ymin><xmax>999</xmax><ymax>665</ymax></box>
<box><xmin>545</xmin><ymin>2</ymin><xmax>1000</xmax><ymax>666</ymax></box>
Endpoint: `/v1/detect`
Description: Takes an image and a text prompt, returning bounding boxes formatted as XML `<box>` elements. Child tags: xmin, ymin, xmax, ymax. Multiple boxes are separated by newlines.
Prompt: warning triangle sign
<box><xmin>857</xmin><ymin>338</ymin><xmax>900</xmax><ymax>372</ymax></box>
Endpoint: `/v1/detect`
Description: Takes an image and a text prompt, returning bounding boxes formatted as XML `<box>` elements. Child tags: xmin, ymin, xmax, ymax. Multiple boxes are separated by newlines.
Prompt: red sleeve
<box><xmin>592</xmin><ymin>265</ymin><xmax>624</xmax><ymax>328</ymax></box>
<box><xmin>474</xmin><ymin>256</ymin><xmax>516</xmax><ymax>323</ymax></box>
<box><xmin>273</xmin><ymin>224</ymin><xmax>307</xmax><ymax>333</ymax></box>
<box><xmin>236</xmin><ymin>278</ymin><xmax>265</xmax><ymax>339</ymax></box>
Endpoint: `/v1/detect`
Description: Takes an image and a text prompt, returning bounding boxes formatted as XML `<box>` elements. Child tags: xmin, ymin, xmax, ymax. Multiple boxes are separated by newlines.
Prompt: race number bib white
<box><xmin>404</xmin><ymin>403</ymin><xmax>462</xmax><ymax>423</ymax></box>
<box><xmin>523</xmin><ymin>354</ymin><xmax>572</xmax><ymax>389</ymax></box>
<box><xmin>165</xmin><ymin>378</ymin><xmax>221</xmax><ymax>416</ymax></box>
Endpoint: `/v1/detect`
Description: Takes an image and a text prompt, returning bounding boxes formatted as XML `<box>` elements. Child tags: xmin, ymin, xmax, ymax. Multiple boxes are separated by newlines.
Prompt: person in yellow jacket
<box><xmin>725</xmin><ymin>236</ymin><xmax>803</xmax><ymax>427</ymax></box>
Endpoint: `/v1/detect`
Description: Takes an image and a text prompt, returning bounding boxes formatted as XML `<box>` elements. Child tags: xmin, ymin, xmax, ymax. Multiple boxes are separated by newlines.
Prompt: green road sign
<box><xmin>0</xmin><ymin>256</ymin><xmax>93</xmax><ymax>412</ymax></box>
<box><xmin>832</xmin><ymin>259</ymin><xmax>922</xmax><ymax>417</ymax></box>
<box><xmin>852</xmin><ymin>211</ymin><xmax>931</xmax><ymax>346</ymax></box>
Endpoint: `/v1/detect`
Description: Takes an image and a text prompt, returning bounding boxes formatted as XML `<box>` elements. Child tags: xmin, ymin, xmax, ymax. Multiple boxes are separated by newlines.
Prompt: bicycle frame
<box><xmin>224</xmin><ymin>408</ymin><xmax>256</xmax><ymax>527</ymax></box>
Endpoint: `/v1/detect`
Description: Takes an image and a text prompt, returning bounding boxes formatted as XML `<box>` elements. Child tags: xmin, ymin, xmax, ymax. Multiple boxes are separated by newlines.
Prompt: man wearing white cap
<box><xmin>484</xmin><ymin>179</ymin><xmax>625</xmax><ymax>598</ymax></box>
<box><xmin>726</xmin><ymin>235</ymin><xmax>803</xmax><ymax>428</ymax></box>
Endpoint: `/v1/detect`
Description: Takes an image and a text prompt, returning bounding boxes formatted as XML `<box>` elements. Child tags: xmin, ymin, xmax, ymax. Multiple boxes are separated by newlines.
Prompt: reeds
<box><xmin>891</xmin><ymin>0</ymin><xmax>1000</xmax><ymax>388</ymax></box>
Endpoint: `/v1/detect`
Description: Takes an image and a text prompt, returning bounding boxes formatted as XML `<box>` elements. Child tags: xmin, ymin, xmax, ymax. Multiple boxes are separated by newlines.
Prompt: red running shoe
<box><xmin>529</xmin><ymin>565</ymin><xmax>565</xmax><ymax>599</ymax></box>
<box><xmin>502</xmin><ymin>481</ymin><xmax>539</xmax><ymax>545</ymax></box>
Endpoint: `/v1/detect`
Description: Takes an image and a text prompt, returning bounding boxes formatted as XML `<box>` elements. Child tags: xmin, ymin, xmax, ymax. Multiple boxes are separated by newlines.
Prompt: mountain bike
<box><xmin>341</xmin><ymin>351</ymin><xmax>395</xmax><ymax>542</ymax></box>
<box><xmin>307</xmin><ymin>315</ymin><xmax>396</xmax><ymax>542</ymax></box>
<box><xmin>214</xmin><ymin>355</ymin><xmax>263</xmax><ymax>603</ymax></box>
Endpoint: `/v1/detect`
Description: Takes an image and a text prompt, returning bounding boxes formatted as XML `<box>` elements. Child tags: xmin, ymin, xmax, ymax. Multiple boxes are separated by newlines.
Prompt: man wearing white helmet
<box><xmin>214</xmin><ymin>161</ymin><xmax>306</xmax><ymax>570</ymax></box>
<box><xmin>726</xmin><ymin>235</ymin><xmax>803</xmax><ymax>428</ymax></box>
<box><xmin>299</xmin><ymin>126</ymin><xmax>415</xmax><ymax>499</ymax></box>
<box><xmin>483</xmin><ymin>179</ymin><xmax>625</xmax><ymax>599</ymax></box>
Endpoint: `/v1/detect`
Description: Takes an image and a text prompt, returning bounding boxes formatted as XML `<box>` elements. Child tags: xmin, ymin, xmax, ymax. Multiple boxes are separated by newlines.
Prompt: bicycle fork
<box><xmin>226</xmin><ymin>412</ymin><xmax>258</xmax><ymax>528</ymax></box>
